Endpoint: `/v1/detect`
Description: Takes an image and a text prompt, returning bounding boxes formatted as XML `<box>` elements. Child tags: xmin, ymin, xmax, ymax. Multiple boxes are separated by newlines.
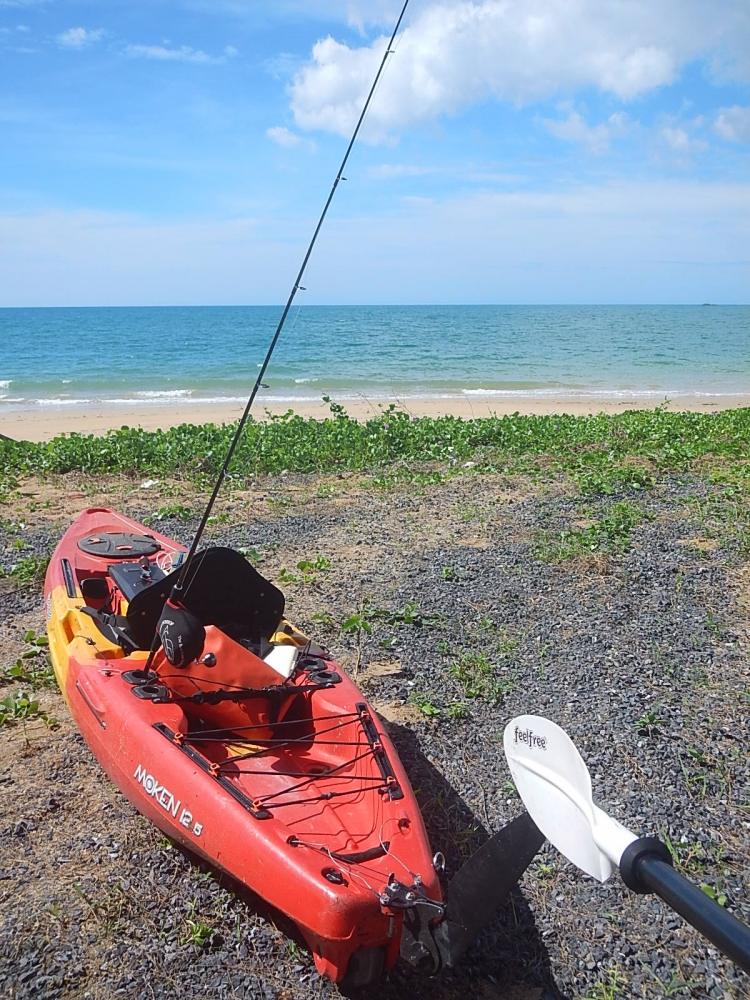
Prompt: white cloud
<box><xmin>343</xmin><ymin>1</ymin><xmax>403</xmax><ymax>33</ymax></box>
<box><xmin>714</xmin><ymin>105</ymin><xmax>750</xmax><ymax>143</ymax></box>
<box><xmin>125</xmin><ymin>43</ymin><xmax>230</xmax><ymax>65</ymax></box>
<box><xmin>266</xmin><ymin>125</ymin><xmax>307</xmax><ymax>148</ymax></box>
<box><xmin>290</xmin><ymin>0</ymin><xmax>750</xmax><ymax>141</ymax></box>
<box><xmin>542</xmin><ymin>110</ymin><xmax>631</xmax><ymax>154</ymax></box>
<box><xmin>465</xmin><ymin>171</ymin><xmax>526</xmax><ymax>186</ymax></box>
<box><xmin>660</xmin><ymin>125</ymin><xmax>707</xmax><ymax>154</ymax></box>
<box><xmin>305</xmin><ymin>180</ymin><xmax>750</xmax><ymax>303</ymax></box>
<box><xmin>263</xmin><ymin>51</ymin><xmax>303</xmax><ymax>81</ymax></box>
<box><xmin>57</xmin><ymin>27</ymin><xmax>104</xmax><ymax>49</ymax></box>
<box><xmin>2</xmin><ymin>181</ymin><xmax>747</xmax><ymax>305</ymax></box>
<box><xmin>0</xmin><ymin>209</ymin><xmax>286</xmax><ymax>306</ymax></box>
<box><xmin>367</xmin><ymin>163</ymin><xmax>525</xmax><ymax>184</ymax></box>
<box><xmin>660</xmin><ymin>126</ymin><xmax>689</xmax><ymax>151</ymax></box>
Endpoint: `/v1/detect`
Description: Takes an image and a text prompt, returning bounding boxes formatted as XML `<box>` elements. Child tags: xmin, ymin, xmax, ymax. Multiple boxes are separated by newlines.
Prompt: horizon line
<box><xmin>1</xmin><ymin>302</ymin><xmax>747</xmax><ymax>310</ymax></box>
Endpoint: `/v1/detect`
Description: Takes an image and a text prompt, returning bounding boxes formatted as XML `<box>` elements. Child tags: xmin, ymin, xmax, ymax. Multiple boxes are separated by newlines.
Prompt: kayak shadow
<box><xmin>380</xmin><ymin>718</ymin><xmax>565</xmax><ymax>1000</ymax></box>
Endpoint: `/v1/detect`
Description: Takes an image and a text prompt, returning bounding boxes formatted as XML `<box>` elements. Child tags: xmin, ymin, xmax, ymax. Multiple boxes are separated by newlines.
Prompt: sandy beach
<box><xmin>3</xmin><ymin>392</ymin><xmax>749</xmax><ymax>442</ymax></box>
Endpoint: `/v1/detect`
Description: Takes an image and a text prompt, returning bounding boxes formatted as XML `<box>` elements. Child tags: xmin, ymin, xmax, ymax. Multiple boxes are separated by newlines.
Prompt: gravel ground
<box><xmin>0</xmin><ymin>470</ymin><xmax>748</xmax><ymax>1000</ymax></box>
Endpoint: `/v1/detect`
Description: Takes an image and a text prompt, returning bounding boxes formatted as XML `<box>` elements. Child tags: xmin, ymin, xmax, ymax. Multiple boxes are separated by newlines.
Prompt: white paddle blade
<box><xmin>591</xmin><ymin>804</ymin><xmax>639</xmax><ymax>867</ymax></box>
<box><xmin>503</xmin><ymin>715</ymin><xmax>616</xmax><ymax>882</ymax></box>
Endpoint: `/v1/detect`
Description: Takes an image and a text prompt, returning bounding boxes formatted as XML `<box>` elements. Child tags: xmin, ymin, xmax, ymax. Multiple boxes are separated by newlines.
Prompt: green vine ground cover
<box><xmin>2</xmin><ymin>406</ymin><xmax>749</xmax><ymax>493</ymax></box>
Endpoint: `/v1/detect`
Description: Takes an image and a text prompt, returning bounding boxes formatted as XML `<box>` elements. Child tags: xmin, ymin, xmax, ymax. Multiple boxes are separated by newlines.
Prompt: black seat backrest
<box><xmin>125</xmin><ymin>547</ymin><xmax>285</xmax><ymax>650</ymax></box>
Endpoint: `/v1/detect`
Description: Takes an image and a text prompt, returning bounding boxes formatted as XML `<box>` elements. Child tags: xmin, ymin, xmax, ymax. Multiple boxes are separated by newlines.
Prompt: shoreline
<box><xmin>2</xmin><ymin>392</ymin><xmax>749</xmax><ymax>442</ymax></box>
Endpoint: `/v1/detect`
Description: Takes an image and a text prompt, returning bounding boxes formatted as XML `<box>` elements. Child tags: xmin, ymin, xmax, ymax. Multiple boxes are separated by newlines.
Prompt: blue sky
<box><xmin>1</xmin><ymin>0</ymin><xmax>749</xmax><ymax>305</ymax></box>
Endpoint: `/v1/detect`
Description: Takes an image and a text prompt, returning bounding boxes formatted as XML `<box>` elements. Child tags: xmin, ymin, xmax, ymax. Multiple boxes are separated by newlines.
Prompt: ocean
<box><xmin>1</xmin><ymin>305</ymin><xmax>748</xmax><ymax>414</ymax></box>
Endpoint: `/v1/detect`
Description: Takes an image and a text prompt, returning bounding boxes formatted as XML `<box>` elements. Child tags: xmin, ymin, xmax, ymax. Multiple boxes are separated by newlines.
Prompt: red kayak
<box><xmin>45</xmin><ymin>507</ymin><xmax>444</xmax><ymax>987</ymax></box>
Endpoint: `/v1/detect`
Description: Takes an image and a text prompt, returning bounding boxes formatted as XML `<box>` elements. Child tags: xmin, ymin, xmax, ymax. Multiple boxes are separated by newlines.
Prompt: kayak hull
<box><xmin>45</xmin><ymin>507</ymin><xmax>442</xmax><ymax>984</ymax></box>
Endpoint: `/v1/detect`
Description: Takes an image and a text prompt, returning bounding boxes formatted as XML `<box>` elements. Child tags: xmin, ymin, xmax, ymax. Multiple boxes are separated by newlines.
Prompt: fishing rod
<box><xmin>145</xmin><ymin>1</ymin><xmax>411</xmax><ymax>672</ymax></box>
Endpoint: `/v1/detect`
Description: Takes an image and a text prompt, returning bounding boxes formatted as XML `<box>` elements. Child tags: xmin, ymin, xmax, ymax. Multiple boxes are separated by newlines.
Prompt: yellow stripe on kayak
<box><xmin>46</xmin><ymin>583</ymin><xmax>143</xmax><ymax>705</ymax></box>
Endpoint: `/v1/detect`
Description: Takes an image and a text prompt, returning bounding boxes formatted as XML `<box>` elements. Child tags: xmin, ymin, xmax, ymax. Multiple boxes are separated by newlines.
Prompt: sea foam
<box><xmin>37</xmin><ymin>398</ymin><xmax>92</xmax><ymax>406</ymax></box>
<box><xmin>135</xmin><ymin>389</ymin><xmax>193</xmax><ymax>399</ymax></box>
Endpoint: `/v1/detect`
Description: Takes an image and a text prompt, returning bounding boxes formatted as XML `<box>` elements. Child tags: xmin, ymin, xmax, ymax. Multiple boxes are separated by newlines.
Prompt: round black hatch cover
<box><xmin>78</xmin><ymin>532</ymin><xmax>161</xmax><ymax>559</ymax></box>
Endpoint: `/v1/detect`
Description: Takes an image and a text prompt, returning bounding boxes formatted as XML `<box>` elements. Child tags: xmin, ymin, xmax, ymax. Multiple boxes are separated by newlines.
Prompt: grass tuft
<box><xmin>0</xmin><ymin>690</ymin><xmax>56</xmax><ymax>728</ymax></box>
<box><xmin>2</xmin><ymin>554</ymin><xmax>50</xmax><ymax>586</ymax></box>
<box><xmin>2</xmin><ymin>631</ymin><xmax>55</xmax><ymax>689</ymax></box>
<box><xmin>534</xmin><ymin>500</ymin><xmax>645</xmax><ymax>562</ymax></box>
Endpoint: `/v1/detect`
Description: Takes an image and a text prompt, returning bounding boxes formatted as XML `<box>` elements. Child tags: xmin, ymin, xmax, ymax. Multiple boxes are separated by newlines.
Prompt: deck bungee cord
<box><xmin>145</xmin><ymin>0</ymin><xmax>412</xmax><ymax>676</ymax></box>
<box><xmin>170</xmin><ymin>703</ymin><xmax>406</xmax><ymax>816</ymax></box>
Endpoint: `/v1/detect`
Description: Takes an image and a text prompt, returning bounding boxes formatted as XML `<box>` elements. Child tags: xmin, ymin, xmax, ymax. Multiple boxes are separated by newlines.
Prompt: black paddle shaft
<box><xmin>621</xmin><ymin>838</ymin><xmax>750</xmax><ymax>974</ymax></box>
<box><xmin>640</xmin><ymin>856</ymin><xmax>750</xmax><ymax>974</ymax></box>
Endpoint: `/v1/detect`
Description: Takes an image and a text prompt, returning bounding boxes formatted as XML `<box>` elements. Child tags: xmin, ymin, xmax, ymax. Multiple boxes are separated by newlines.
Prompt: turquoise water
<box><xmin>1</xmin><ymin>305</ymin><xmax>748</xmax><ymax>412</ymax></box>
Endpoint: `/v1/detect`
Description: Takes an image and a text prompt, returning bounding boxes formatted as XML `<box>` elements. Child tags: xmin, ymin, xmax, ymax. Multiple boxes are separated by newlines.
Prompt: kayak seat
<box><xmin>125</xmin><ymin>547</ymin><xmax>285</xmax><ymax>651</ymax></box>
<box><xmin>79</xmin><ymin>575</ymin><xmax>142</xmax><ymax>651</ymax></box>
<box><xmin>79</xmin><ymin>605</ymin><xmax>140</xmax><ymax>654</ymax></box>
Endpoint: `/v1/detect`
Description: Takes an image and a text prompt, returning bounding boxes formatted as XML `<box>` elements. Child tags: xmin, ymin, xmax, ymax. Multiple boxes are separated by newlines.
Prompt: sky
<box><xmin>1</xmin><ymin>0</ymin><xmax>749</xmax><ymax>306</ymax></box>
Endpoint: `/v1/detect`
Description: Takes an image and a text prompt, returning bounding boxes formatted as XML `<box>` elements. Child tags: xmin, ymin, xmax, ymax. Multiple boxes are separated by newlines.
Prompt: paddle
<box><xmin>503</xmin><ymin>714</ymin><xmax>750</xmax><ymax>974</ymax></box>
